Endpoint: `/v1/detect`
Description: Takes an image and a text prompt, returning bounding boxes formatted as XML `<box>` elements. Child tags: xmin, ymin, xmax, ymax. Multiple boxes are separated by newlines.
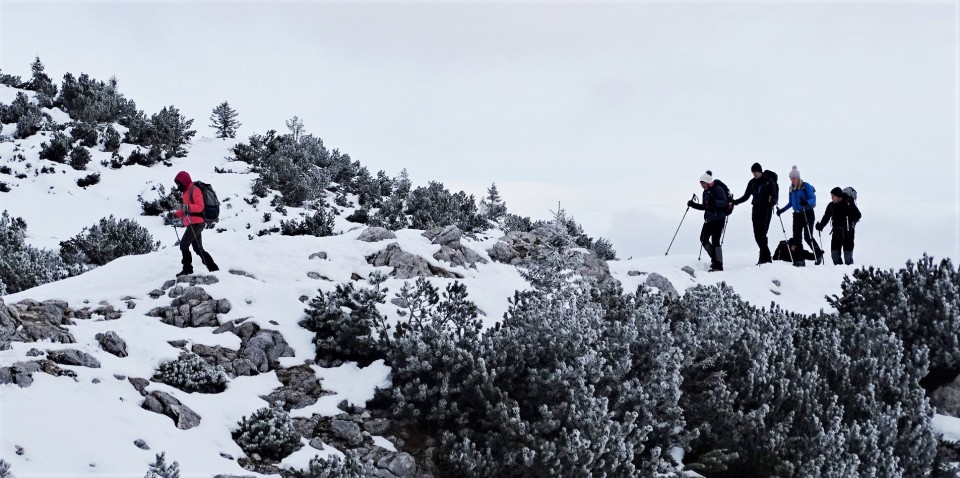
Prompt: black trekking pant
<box><xmin>180</xmin><ymin>223</ymin><xmax>217</xmax><ymax>272</ymax></box>
<box><xmin>830</xmin><ymin>226</ymin><xmax>856</xmax><ymax>265</ymax></box>
<box><xmin>752</xmin><ymin>205</ymin><xmax>773</xmax><ymax>262</ymax></box>
<box><xmin>792</xmin><ymin>210</ymin><xmax>822</xmax><ymax>259</ymax></box>
<box><xmin>700</xmin><ymin>219</ymin><xmax>725</xmax><ymax>265</ymax></box>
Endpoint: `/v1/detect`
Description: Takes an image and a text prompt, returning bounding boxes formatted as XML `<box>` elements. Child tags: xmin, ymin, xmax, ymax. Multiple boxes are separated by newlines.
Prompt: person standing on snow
<box><xmin>173</xmin><ymin>171</ymin><xmax>219</xmax><ymax>276</ymax></box>
<box><xmin>776</xmin><ymin>165</ymin><xmax>824</xmax><ymax>266</ymax></box>
<box><xmin>732</xmin><ymin>162</ymin><xmax>777</xmax><ymax>264</ymax></box>
<box><xmin>816</xmin><ymin>187</ymin><xmax>862</xmax><ymax>265</ymax></box>
<box><xmin>687</xmin><ymin>170</ymin><xmax>728</xmax><ymax>272</ymax></box>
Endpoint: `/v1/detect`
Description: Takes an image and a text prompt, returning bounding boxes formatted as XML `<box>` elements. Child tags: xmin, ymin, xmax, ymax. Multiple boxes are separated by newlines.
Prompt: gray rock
<box><xmin>331</xmin><ymin>419</ymin><xmax>365</xmax><ymax>446</ymax></box>
<box><xmin>364</xmin><ymin>418</ymin><xmax>391</xmax><ymax>435</ymax></box>
<box><xmin>307</xmin><ymin>272</ymin><xmax>322</xmax><ymax>280</ymax></box>
<box><xmin>47</xmin><ymin>349</ymin><xmax>101</xmax><ymax>368</ymax></box>
<box><xmin>126</xmin><ymin>300</ymin><xmax>137</xmax><ymax>310</ymax></box>
<box><xmin>932</xmin><ymin>376</ymin><xmax>960</xmax><ymax>417</ymax></box>
<box><xmin>148</xmin><ymin>289</ymin><xmax>165</xmax><ymax>299</ymax></box>
<box><xmin>134</xmin><ymin>439</ymin><xmax>150</xmax><ymax>450</ymax></box>
<box><xmin>433</xmin><ymin>243</ymin><xmax>487</xmax><ymax>270</ymax></box>
<box><xmin>1</xmin><ymin>299</ymin><xmax>76</xmax><ymax>348</ymax></box>
<box><xmin>358</xmin><ymin>227</ymin><xmax>397</xmax><ymax>243</ymax></box>
<box><xmin>241</xmin><ymin>329</ymin><xmax>296</xmax><ymax>373</ymax></box>
<box><xmin>228</xmin><ymin>269</ymin><xmax>257</xmax><ymax>279</ymax></box>
<box><xmin>309</xmin><ymin>438</ymin><xmax>325</xmax><ymax>450</ymax></box>
<box><xmin>147</xmin><ymin>286</ymin><xmax>228</xmax><ymax>328</ymax></box>
<box><xmin>128</xmin><ymin>377</ymin><xmax>150</xmax><ymax>395</ymax></box>
<box><xmin>423</xmin><ymin>225</ymin><xmax>462</xmax><ymax>246</ymax></box>
<box><xmin>141</xmin><ymin>390</ymin><xmax>201</xmax><ymax>429</ymax></box>
<box><xmin>644</xmin><ymin>273</ymin><xmax>678</xmax><ymax>299</ymax></box>
<box><xmin>95</xmin><ymin>331</ymin><xmax>128</xmax><ymax>358</ymax></box>
<box><xmin>681</xmin><ymin>266</ymin><xmax>696</xmax><ymax>277</ymax></box>
<box><xmin>0</xmin><ymin>361</ymin><xmax>43</xmax><ymax>387</ymax></box>
<box><xmin>309</xmin><ymin>252</ymin><xmax>328</xmax><ymax>260</ymax></box>
<box><xmin>772</xmin><ymin>279</ymin><xmax>782</xmax><ymax>287</ymax></box>
<box><xmin>486</xmin><ymin>231</ymin><xmax>539</xmax><ymax>265</ymax></box>
<box><xmin>377</xmin><ymin>453</ymin><xmax>418</xmax><ymax>478</ymax></box>
<box><xmin>627</xmin><ymin>270</ymin><xmax>644</xmax><ymax>277</ymax></box>
<box><xmin>367</xmin><ymin>243</ymin><xmax>459</xmax><ymax>279</ymax></box>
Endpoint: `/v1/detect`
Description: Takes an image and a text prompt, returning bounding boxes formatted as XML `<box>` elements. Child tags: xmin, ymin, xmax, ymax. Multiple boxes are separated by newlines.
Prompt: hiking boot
<box><xmin>814</xmin><ymin>251</ymin><xmax>824</xmax><ymax>265</ymax></box>
<box><xmin>176</xmin><ymin>269</ymin><xmax>193</xmax><ymax>277</ymax></box>
<box><xmin>709</xmin><ymin>263</ymin><xmax>723</xmax><ymax>272</ymax></box>
<box><xmin>793</xmin><ymin>261</ymin><xmax>806</xmax><ymax>267</ymax></box>
<box><xmin>207</xmin><ymin>264</ymin><xmax>220</xmax><ymax>272</ymax></box>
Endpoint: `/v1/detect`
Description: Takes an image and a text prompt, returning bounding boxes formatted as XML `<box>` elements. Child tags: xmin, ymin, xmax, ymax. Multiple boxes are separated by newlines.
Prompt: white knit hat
<box><xmin>699</xmin><ymin>170</ymin><xmax>713</xmax><ymax>183</ymax></box>
<box><xmin>789</xmin><ymin>165</ymin><xmax>800</xmax><ymax>180</ymax></box>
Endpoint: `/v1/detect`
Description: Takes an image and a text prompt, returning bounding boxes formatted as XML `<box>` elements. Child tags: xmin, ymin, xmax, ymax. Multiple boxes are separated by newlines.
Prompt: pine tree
<box><xmin>144</xmin><ymin>452</ymin><xmax>180</xmax><ymax>478</ymax></box>
<box><xmin>28</xmin><ymin>57</ymin><xmax>57</xmax><ymax>107</ymax></box>
<box><xmin>209</xmin><ymin>101</ymin><xmax>240</xmax><ymax>139</ymax></box>
<box><xmin>479</xmin><ymin>182</ymin><xmax>507</xmax><ymax>223</ymax></box>
<box><xmin>286</xmin><ymin>115</ymin><xmax>305</xmax><ymax>143</ymax></box>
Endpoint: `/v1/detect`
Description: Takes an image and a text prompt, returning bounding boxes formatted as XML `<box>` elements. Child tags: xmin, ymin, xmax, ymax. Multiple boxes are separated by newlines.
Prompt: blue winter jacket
<box><xmin>777</xmin><ymin>181</ymin><xmax>816</xmax><ymax>215</ymax></box>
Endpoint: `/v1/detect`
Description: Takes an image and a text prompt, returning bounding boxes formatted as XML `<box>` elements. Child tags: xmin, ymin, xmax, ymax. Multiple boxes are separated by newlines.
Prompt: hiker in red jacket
<box><xmin>173</xmin><ymin>171</ymin><xmax>218</xmax><ymax>276</ymax></box>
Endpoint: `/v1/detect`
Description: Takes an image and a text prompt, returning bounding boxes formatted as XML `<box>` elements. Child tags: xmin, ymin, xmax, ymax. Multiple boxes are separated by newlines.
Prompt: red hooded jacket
<box><xmin>174</xmin><ymin>171</ymin><xmax>205</xmax><ymax>226</ymax></box>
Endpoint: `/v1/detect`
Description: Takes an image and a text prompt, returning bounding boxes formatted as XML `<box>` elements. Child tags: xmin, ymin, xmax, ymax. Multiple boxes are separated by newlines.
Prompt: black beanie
<box><xmin>830</xmin><ymin>187</ymin><xmax>844</xmax><ymax>197</ymax></box>
<box><xmin>751</xmin><ymin>162</ymin><xmax>762</xmax><ymax>173</ymax></box>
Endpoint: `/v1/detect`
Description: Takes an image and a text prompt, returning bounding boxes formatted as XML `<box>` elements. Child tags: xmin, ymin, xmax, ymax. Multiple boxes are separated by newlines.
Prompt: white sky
<box><xmin>1</xmin><ymin>0</ymin><xmax>958</xmax><ymax>262</ymax></box>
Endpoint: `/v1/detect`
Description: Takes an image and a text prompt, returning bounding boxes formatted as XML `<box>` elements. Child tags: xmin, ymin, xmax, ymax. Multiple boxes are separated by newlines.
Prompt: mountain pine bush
<box><xmin>672</xmin><ymin>284</ymin><xmax>936</xmax><ymax>476</ymax></box>
<box><xmin>69</xmin><ymin>146</ymin><xmax>91</xmax><ymax>170</ymax></box>
<box><xmin>280</xmin><ymin>202</ymin><xmax>336</xmax><ymax>237</ymax></box>
<box><xmin>144</xmin><ymin>452</ymin><xmax>180</xmax><ymax>478</ymax></box>
<box><xmin>301</xmin><ymin>272</ymin><xmax>389</xmax><ymax>366</ymax></box>
<box><xmin>59</xmin><ymin>215</ymin><xmax>159</xmax><ymax>268</ymax></box>
<box><xmin>828</xmin><ymin>255</ymin><xmax>960</xmax><ymax>381</ymax></box>
<box><xmin>70</xmin><ymin>122</ymin><xmax>98</xmax><ymax>148</ymax></box>
<box><xmin>100</xmin><ymin>124</ymin><xmax>121</xmax><ymax>152</ymax></box>
<box><xmin>153</xmin><ymin>352</ymin><xmax>228</xmax><ymax>394</ymax></box>
<box><xmin>39</xmin><ymin>131</ymin><xmax>71</xmax><ymax>163</ymax></box>
<box><xmin>233</xmin><ymin>404</ymin><xmax>301</xmax><ymax>461</ymax></box>
<box><xmin>0</xmin><ymin>211</ymin><xmax>69</xmax><ymax>293</ymax></box>
<box><xmin>406</xmin><ymin>181</ymin><xmax>485</xmax><ymax>232</ymax></box>
<box><xmin>0</xmin><ymin>458</ymin><xmax>11</xmax><ymax>478</ymax></box>
<box><xmin>292</xmin><ymin>452</ymin><xmax>376</xmax><ymax>478</ymax></box>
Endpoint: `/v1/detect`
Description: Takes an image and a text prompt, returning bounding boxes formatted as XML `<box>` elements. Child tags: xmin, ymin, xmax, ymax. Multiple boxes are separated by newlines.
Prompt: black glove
<box><xmin>816</xmin><ymin>223</ymin><xmax>824</xmax><ymax>232</ymax></box>
<box><xmin>687</xmin><ymin>200</ymin><xmax>695</xmax><ymax>208</ymax></box>
<box><xmin>776</xmin><ymin>209</ymin><xmax>783</xmax><ymax>217</ymax></box>
<box><xmin>800</xmin><ymin>199</ymin><xmax>809</xmax><ymax>207</ymax></box>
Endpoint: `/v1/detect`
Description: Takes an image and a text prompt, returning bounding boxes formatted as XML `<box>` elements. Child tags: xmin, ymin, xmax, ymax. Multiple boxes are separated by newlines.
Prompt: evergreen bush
<box><xmin>301</xmin><ymin>272</ymin><xmax>389</xmax><ymax>366</ymax></box>
<box><xmin>68</xmin><ymin>146</ymin><xmax>91</xmax><ymax>170</ymax></box>
<box><xmin>153</xmin><ymin>352</ymin><xmax>228</xmax><ymax>394</ymax></box>
<box><xmin>100</xmin><ymin>124</ymin><xmax>121</xmax><ymax>152</ymax></box>
<box><xmin>0</xmin><ymin>210</ymin><xmax>69</xmax><ymax>293</ymax></box>
<box><xmin>76</xmin><ymin>172</ymin><xmax>100</xmax><ymax>188</ymax></box>
<box><xmin>39</xmin><ymin>132</ymin><xmax>71</xmax><ymax>163</ymax></box>
<box><xmin>233</xmin><ymin>404</ymin><xmax>301</xmax><ymax>461</ymax></box>
<box><xmin>70</xmin><ymin>122</ymin><xmax>98</xmax><ymax>148</ymax></box>
<box><xmin>405</xmin><ymin>181</ymin><xmax>485</xmax><ymax>232</ymax></box>
<box><xmin>59</xmin><ymin>215</ymin><xmax>159</xmax><ymax>267</ymax></box>
<box><xmin>292</xmin><ymin>452</ymin><xmax>375</xmax><ymax>478</ymax></box>
<box><xmin>144</xmin><ymin>452</ymin><xmax>180</xmax><ymax>478</ymax></box>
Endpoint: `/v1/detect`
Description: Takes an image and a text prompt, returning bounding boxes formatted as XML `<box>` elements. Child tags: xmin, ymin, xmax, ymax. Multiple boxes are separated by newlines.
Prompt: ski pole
<box><xmin>665</xmin><ymin>193</ymin><xmax>698</xmax><ymax>256</ymax></box>
<box><xmin>805</xmin><ymin>220</ymin><xmax>821</xmax><ymax>266</ymax></box>
<box><xmin>720</xmin><ymin>215</ymin><xmax>729</xmax><ymax>246</ymax></box>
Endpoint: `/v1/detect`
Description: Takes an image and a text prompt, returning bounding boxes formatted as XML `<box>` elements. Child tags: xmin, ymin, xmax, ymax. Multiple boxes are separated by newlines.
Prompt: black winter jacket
<box><xmin>817</xmin><ymin>198</ymin><xmax>862</xmax><ymax>231</ymax></box>
<box><xmin>733</xmin><ymin>175</ymin><xmax>776</xmax><ymax>208</ymax></box>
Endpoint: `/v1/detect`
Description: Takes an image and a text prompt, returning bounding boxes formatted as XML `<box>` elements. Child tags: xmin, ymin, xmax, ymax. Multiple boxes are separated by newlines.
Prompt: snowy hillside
<box><xmin>2</xmin><ymin>79</ymin><xmax>959</xmax><ymax>478</ymax></box>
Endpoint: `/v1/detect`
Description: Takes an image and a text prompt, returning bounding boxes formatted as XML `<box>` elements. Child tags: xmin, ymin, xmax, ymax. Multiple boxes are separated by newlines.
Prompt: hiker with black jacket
<box><xmin>173</xmin><ymin>171</ymin><xmax>219</xmax><ymax>276</ymax></box>
<box><xmin>687</xmin><ymin>170</ymin><xmax>728</xmax><ymax>272</ymax></box>
<box><xmin>732</xmin><ymin>162</ymin><xmax>777</xmax><ymax>264</ymax></box>
<box><xmin>816</xmin><ymin>187</ymin><xmax>862</xmax><ymax>265</ymax></box>
<box><xmin>776</xmin><ymin>165</ymin><xmax>824</xmax><ymax>266</ymax></box>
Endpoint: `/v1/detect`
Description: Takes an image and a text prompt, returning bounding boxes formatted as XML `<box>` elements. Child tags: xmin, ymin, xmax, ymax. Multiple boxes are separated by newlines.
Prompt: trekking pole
<box><xmin>172</xmin><ymin>223</ymin><xmax>181</xmax><ymax>246</ymax></box>
<box><xmin>777</xmin><ymin>206</ymin><xmax>794</xmax><ymax>264</ymax></box>
<box><xmin>805</xmin><ymin>221</ymin><xmax>821</xmax><ymax>266</ymax></box>
<box><xmin>720</xmin><ymin>215</ymin><xmax>729</xmax><ymax>246</ymax></box>
<box><xmin>665</xmin><ymin>193</ymin><xmax>698</xmax><ymax>256</ymax></box>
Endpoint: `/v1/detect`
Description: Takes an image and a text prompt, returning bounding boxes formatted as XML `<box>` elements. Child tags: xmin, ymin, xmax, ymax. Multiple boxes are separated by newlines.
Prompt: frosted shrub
<box><xmin>38</xmin><ymin>132</ymin><xmax>71</xmax><ymax>163</ymax></box>
<box><xmin>280</xmin><ymin>202</ymin><xmax>336</xmax><ymax>237</ymax></box>
<box><xmin>405</xmin><ymin>181</ymin><xmax>485</xmax><ymax>232</ymax></box>
<box><xmin>0</xmin><ymin>459</ymin><xmax>12</xmax><ymax>478</ymax></box>
<box><xmin>233</xmin><ymin>404</ymin><xmax>301</xmax><ymax>461</ymax></box>
<box><xmin>153</xmin><ymin>352</ymin><xmax>228</xmax><ymax>393</ymax></box>
<box><xmin>302</xmin><ymin>272</ymin><xmax>389</xmax><ymax>365</ymax></box>
<box><xmin>672</xmin><ymin>284</ymin><xmax>935</xmax><ymax>476</ymax></box>
<box><xmin>829</xmin><ymin>255</ymin><xmax>960</xmax><ymax>378</ymax></box>
<box><xmin>0</xmin><ymin>210</ymin><xmax>68</xmax><ymax>293</ymax></box>
<box><xmin>387</xmin><ymin>278</ymin><xmax>484</xmax><ymax>426</ymax></box>
<box><xmin>59</xmin><ymin>215</ymin><xmax>159</xmax><ymax>267</ymax></box>
<box><xmin>144</xmin><ymin>452</ymin><xmax>180</xmax><ymax>478</ymax></box>
<box><xmin>292</xmin><ymin>452</ymin><xmax>375</xmax><ymax>478</ymax></box>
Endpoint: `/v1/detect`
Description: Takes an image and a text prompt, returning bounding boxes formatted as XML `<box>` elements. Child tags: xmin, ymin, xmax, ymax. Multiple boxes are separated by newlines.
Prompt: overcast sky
<box><xmin>2</xmin><ymin>0</ymin><xmax>958</xmax><ymax>262</ymax></box>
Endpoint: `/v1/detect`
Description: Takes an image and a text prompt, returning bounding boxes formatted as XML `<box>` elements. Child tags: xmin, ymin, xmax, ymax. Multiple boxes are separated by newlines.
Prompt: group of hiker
<box><xmin>685</xmin><ymin>163</ymin><xmax>861</xmax><ymax>271</ymax></box>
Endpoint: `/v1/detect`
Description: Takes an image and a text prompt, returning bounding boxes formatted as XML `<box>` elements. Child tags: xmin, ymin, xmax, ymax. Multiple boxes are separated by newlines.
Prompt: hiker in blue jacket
<box><xmin>776</xmin><ymin>165</ymin><xmax>824</xmax><ymax>266</ymax></box>
<box><xmin>687</xmin><ymin>171</ymin><xmax>728</xmax><ymax>272</ymax></box>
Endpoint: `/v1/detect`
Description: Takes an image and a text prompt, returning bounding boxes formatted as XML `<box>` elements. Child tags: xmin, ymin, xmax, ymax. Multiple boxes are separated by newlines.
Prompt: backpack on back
<box><xmin>190</xmin><ymin>181</ymin><xmax>220</xmax><ymax>222</ymax></box>
<box><xmin>712</xmin><ymin>179</ymin><xmax>735</xmax><ymax>216</ymax></box>
<box><xmin>842</xmin><ymin>186</ymin><xmax>857</xmax><ymax>205</ymax></box>
<box><xmin>762</xmin><ymin>170</ymin><xmax>779</xmax><ymax>205</ymax></box>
